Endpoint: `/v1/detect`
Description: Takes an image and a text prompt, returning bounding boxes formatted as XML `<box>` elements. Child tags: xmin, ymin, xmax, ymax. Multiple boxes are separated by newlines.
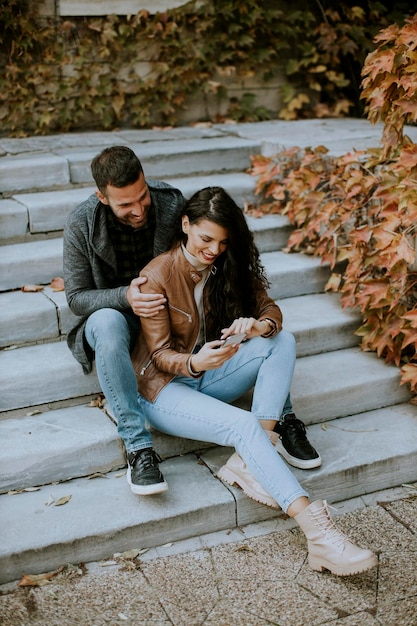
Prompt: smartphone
<box><xmin>221</xmin><ymin>332</ymin><xmax>247</xmax><ymax>347</ymax></box>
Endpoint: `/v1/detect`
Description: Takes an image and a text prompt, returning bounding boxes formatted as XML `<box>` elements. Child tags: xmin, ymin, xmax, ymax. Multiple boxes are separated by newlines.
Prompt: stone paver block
<box><xmin>0</xmin><ymin>405</ymin><xmax>124</xmax><ymax>492</ymax></box>
<box><xmin>0</xmin><ymin>238</ymin><xmax>63</xmax><ymax>292</ymax></box>
<box><xmin>0</xmin><ymin>199</ymin><xmax>28</xmax><ymax>241</ymax></box>
<box><xmin>0</xmin><ymin>341</ymin><xmax>100</xmax><ymax>412</ymax></box>
<box><xmin>0</xmin><ymin>454</ymin><xmax>236</xmax><ymax>584</ymax></box>
<box><xmin>0</xmin><ymin>153</ymin><xmax>70</xmax><ymax>193</ymax></box>
<box><xmin>0</xmin><ymin>291</ymin><xmax>58</xmax><ymax>348</ymax></box>
<box><xmin>13</xmin><ymin>187</ymin><xmax>95</xmax><ymax>233</ymax></box>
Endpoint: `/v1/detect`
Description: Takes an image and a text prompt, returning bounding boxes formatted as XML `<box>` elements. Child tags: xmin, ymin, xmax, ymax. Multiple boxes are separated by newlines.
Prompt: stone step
<box><xmin>0</xmin><ymin>135</ymin><xmax>261</xmax><ymax>196</ymax></box>
<box><xmin>218</xmin><ymin>118</ymin><xmax>417</xmax><ymax>157</ymax></box>
<box><xmin>1</xmin><ymin>402</ymin><xmax>416</xmax><ymax>584</ymax></box>
<box><xmin>0</xmin><ymin>288</ymin><xmax>74</xmax><ymax>348</ymax></box>
<box><xmin>4</xmin><ymin>119</ymin><xmax>415</xmax><ymax>196</ymax></box>
<box><xmin>1</xmin><ymin>259</ymin><xmax>346</xmax><ymax>350</ymax></box>
<box><xmin>1</xmin><ymin>290</ymin><xmax>362</xmax><ymax>413</ymax></box>
<box><xmin>0</xmin><ymin>288</ymin><xmax>363</xmax><ymax>489</ymax></box>
<box><xmin>0</xmin><ymin>404</ymin><xmax>212</xmax><ymax>494</ymax></box>
<box><xmin>0</xmin><ymin>238</ymin><xmax>63</xmax><ymax>292</ymax></box>
<box><xmin>263</xmin><ymin>251</ymin><xmax>331</xmax><ymax>300</ymax></box>
<box><xmin>2</xmin><ymin>172</ymin><xmax>260</xmax><ymax>244</ymax></box>
<box><xmin>0</xmin><ymin>246</ymin><xmax>329</xmax><ymax>347</ymax></box>
<box><xmin>0</xmin><ymin>344</ymin><xmax>410</xmax><ymax>491</ymax></box>
<box><xmin>279</xmin><ymin>293</ymin><xmax>361</xmax><ymax>358</ymax></box>
<box><xmin>2</xmin><ymin>120</ymin><xmax>415</xmax><ymax>210</ymax></box>
<box><xmin>0</xmin><ymin>212</ymin><xmax>290</xmax><ymax>292</ymax></box>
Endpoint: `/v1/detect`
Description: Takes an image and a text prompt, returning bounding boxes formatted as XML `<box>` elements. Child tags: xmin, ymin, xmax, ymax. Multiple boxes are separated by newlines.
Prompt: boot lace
<box><xmin>309</xmin><ymin>500</ymin><xmax>349</xmax><ymax>547</ymax></box>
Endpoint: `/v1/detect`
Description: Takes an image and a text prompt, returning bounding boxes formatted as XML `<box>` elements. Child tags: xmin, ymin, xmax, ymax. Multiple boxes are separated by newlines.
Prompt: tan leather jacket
<box><xmin>131</xmin><ymin>244</ymin><xmax>283</xmax><ymax>402</ymax></box>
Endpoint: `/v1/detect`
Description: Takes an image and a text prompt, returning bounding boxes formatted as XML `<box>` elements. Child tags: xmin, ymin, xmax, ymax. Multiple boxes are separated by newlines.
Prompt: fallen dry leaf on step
<box><xmin>48</xmin><ymin>276</ymin><xmax>65</xmax><ymax>291</ymax></box>
<box><xmin>18</xmin><ymin>566</ymin><xmax>64</xmax><ymax>587</ymax></box>
<box><xmin>234</xmin><ymin>544</ymin><xmax>253</xmax><ymax>552</ymax></box>
<box><xmin>54</xmin><ymin>495</ymin><xmax>72</xmax><ymax>506</ymax></box>
<box><xmin>21</xmin><ymin>284</ymin><xmax>44</xmax><ymax>292</ymax></box>
<box><xmin>190</xmin><ymin>121</ymin><xmax>212</xmax><ymax>128</ymax></box>
<box><xmin>87</xmin><ymin>472</ymin><xmax>109</xmax><ymax>480</ymax></box>
<box><xmin>114</xmin><ymin>548</ymin><xmax>142</xmax><ymax>560</ymax></box>
<box><xmin>87</xmin><ymin>394</ymin><xmax>106</xmax><ymax>408</ymax></box>
<box><xmin>8</xmin><ymin>486</ymin><xmax>41</xmax><ymax>495</ymax></box>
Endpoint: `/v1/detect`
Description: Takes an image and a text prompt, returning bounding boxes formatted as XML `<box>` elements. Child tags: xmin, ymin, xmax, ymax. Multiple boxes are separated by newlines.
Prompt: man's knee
<box><xmin>85</xmin><ymin>308</ymin><xmax>130</xmax><ymax>351</ymax></box>
<box><xmin>87</xmin><ymin>308</ymin><xmax>126</xmax><ymax>333</ymax></box>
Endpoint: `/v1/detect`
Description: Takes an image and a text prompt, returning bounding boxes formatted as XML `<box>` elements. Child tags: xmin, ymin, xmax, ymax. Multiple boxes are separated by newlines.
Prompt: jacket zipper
<box><xmin>168</xmin><ymin>303</ymin><xmax>193</xmax><ymax>323</ymax></box>
<box><xmin>140</xmin><ymin>360</ymin><xmax>152</xmax><ymax>376</ymax></box>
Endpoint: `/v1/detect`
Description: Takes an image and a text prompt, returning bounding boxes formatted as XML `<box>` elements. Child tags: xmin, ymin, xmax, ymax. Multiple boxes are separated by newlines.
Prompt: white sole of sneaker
<box><xmin>275</xmin><ymin>439</ymin><xmax>322</xmax><ymax>470</ymax></box>
<box><xmin>126</xmin><ymin>467</ymin><xmax>168</xmax><ymax>495</ymax></box>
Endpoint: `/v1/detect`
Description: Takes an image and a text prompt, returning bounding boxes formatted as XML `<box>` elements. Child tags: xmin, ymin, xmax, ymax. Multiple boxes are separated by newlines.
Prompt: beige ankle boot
<box><xmin>217</xmin><ymin>452</ymin><xmax>279</xmax><ymax>509</ymax></box>
<box><xmin>295</xmin><ymin>500</ymin><xmax>378</xmax><ymax>576</ymax></box>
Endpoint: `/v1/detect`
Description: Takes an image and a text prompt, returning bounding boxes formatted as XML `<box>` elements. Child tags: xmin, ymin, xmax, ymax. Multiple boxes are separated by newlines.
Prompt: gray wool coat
<box><xmin>63</xmin><ymin>180</ymin><xmax>185</xmax><ymax>373</ymax></box>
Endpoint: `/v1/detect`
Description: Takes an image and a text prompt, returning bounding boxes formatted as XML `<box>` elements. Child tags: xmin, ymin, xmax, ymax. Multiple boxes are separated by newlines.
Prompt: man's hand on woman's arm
<box><xmin>127</xmin><ymin>276</ymin><xmax>167</xmax><ymax>317</ymax></box>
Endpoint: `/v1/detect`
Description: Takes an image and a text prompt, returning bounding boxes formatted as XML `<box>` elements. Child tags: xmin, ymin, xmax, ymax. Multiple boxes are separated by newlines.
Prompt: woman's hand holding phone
<box><xmin>190</xmin><ymin>335</ymin><xmax>243</xmax><ymax>372</ymax></box>
<box><xmin>220</xmin><ymin>332</ymin><xmax>247</xmax><ymax>347</ymax></box>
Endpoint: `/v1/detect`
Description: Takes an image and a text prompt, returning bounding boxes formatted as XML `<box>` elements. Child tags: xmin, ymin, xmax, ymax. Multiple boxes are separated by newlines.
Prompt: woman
<box><xmin>131</xmin><ymin>187</ymin><xmax>377</xmax><ymax>576</ymax></box>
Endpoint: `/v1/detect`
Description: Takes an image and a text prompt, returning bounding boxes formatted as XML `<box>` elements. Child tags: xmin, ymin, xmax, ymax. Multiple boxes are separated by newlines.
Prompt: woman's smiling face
<box><xmin>182</xmin><ymin>217</ymin><xmax>229</xmax><ymax>265</ymax></box>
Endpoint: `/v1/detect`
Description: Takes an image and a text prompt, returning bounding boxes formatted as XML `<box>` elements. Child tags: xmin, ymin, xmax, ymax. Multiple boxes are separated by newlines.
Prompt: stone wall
<box><xmin>54</xmin><ymin>1</ymin><xmax>189</xmax><ymax>16</ymax></box>
<box><xmin>35</xmin><ymin>0</ymin><xmax>284</xmax><ymax>127</ymax></box>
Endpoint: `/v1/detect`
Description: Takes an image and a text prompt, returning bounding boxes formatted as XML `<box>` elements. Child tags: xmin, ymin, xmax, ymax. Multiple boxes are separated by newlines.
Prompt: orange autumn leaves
<box><xmin>21</xmin><ymin>277</ymin><xmax>64</xmax><ymax>293</ymax></box>
<box><xmin>247</xmin><ymin>14</ymin><xmax>417</xmax><ymax>395</ymax></box>
<box><xmin>249</xmin><ymin>142</ymin><xmax>417</xmax><ymax>393</ymax></box>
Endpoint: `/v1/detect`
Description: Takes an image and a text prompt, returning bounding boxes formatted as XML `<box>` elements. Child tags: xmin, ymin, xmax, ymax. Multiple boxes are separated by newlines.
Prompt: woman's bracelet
<box><xmin>186</xmin><ymin>355</ymin><xmax>202</xmax><ymax>377</ymax></box>
<box><xmin>261</xmin><ymin>318</ymin><xmax>277</xmax><ymax>337</ymax></box>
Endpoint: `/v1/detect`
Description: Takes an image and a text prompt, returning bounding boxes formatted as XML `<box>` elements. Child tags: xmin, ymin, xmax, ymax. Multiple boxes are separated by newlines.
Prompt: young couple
<box><xmin>64</xmin><ymin>146</ymin><xmax>377</xmax><ymax>576</ymax></box>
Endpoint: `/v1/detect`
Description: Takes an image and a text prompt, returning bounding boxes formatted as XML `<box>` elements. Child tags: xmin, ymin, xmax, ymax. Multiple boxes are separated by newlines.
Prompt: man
<box><xmin>64</xmin><ymin>146</ymin><xmax>320</xmax><ymax>498</ymax></box>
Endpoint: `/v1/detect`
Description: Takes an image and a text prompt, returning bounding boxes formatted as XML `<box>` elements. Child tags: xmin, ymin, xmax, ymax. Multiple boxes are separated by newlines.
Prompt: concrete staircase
<box><xmin>1</xmin><ymin>119</ymin><xmax>417</xmax><ymax>585</ymax></box>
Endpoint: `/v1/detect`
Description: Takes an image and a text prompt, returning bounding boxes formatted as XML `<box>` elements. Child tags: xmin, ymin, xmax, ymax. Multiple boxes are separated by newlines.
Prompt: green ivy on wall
<box><xmin>0</xmin><ymin>0</ymin><xmax>412</xmax><ymax>136</ymax></box>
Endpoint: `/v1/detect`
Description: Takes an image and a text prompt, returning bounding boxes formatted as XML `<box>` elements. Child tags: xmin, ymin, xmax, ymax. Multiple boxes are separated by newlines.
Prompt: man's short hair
<box><xmin>91</xmin><ymin>146</ymin><xmax>144</xmax><ymax>192</ymax></box>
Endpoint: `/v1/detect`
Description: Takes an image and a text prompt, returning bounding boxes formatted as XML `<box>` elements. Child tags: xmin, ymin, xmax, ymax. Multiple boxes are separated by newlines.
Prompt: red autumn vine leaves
<box><xmin>248</xmin><ymin>14</ymin><xmax>417</xmax><ymax>394</ymax></box>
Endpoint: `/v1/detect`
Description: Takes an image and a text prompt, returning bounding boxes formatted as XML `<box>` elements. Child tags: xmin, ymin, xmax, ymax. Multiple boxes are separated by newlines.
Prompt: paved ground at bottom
<box><xmin>1</xmin><ymin>485</ymin><xmax>416</xmax><ymax>626</ymax></box>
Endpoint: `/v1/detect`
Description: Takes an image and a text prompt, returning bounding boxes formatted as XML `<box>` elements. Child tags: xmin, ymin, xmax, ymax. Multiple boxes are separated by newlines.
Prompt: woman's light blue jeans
<box><xmin>138</xmin><ymin>330</ymin><xmax>309</xmax><ymax>512</ymax></box>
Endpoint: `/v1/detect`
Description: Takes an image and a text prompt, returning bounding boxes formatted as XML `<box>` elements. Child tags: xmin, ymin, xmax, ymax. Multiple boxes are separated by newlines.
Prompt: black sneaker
<box><xmin>127</xmin><ymin>448</ymin><xmax>168</xmax><ymax>495</ymax></box>
<box><xmin>273</xmin><ymin>414</ymin><xmax>321</xmax><ymax>469</ymax></box>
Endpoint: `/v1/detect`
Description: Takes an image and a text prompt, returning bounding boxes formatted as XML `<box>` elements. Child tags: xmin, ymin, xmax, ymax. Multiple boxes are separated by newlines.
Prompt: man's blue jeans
<box><xmin>138</xmin><ymin>330</ymin><xmax>309</xmax><ymax>512</ymax></box>
<box><xmin>85</xmin><ymin>308</ymin><xmax>153</xmax><ymax>453</ymax></box>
